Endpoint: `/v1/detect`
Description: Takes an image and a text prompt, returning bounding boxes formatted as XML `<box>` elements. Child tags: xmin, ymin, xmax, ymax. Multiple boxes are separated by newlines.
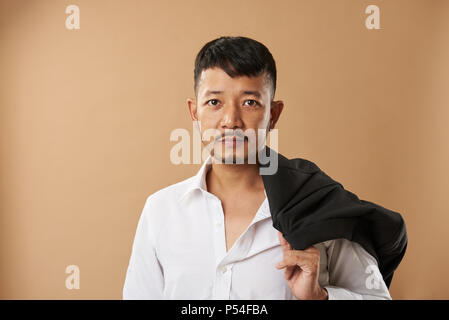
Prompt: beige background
<box><xmin>0</xmin><ymin>0</ymin><xmax>448</xmax><ymax>299</ymax></box>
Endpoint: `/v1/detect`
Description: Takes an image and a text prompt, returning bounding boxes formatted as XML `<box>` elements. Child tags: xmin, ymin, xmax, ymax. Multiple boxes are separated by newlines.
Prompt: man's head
<box><xmin>187</xmin><ymin>36</ymin><xmax>284</xmax><ymax>164</ymax></box>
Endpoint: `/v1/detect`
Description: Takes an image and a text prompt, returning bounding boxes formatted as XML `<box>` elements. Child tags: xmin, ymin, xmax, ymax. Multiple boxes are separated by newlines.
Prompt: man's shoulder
<box><xmin>143</xmin><ymin>175</ymin><xmax>197</xmax><ymax>208</ymax></box>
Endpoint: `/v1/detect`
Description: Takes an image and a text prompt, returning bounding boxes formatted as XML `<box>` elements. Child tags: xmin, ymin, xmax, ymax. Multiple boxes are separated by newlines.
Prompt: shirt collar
<box><xmin>178</xmin><ymin>153</ymin><xmax>214</xmax><ymax>203</ymax></box>
<box><xmin>178</xmin><ymin>156</ymin><xmax>272</xmax><ymax>221</ymax></box>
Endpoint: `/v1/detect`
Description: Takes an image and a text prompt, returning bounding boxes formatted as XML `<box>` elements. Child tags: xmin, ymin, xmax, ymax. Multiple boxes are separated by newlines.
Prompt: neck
<box><xmin>207</xmin><ymin>161</ymin><xmax>264</xmax><ymax>195</ymax></box>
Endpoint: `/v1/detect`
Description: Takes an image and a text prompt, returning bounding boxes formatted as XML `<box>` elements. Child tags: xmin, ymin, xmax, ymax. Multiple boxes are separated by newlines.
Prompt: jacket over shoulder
<box><xmin>260</xmin><ymin>146</ymin><xmax>408</xmax><ymax>288</ymax></box>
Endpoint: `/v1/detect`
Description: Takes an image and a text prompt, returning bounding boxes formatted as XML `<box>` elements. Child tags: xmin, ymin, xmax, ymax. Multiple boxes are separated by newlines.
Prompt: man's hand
<box><xmin>276</xmin><ymin>231</ymin><xmax>328</xmax><ymax>300</ymax></box>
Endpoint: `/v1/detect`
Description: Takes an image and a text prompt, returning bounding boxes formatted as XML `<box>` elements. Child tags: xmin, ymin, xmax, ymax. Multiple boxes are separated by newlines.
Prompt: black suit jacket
<box><xmin>260</xmin><ymin>146</ymin><xmax>408</xmax><ymax>288</ymax></box>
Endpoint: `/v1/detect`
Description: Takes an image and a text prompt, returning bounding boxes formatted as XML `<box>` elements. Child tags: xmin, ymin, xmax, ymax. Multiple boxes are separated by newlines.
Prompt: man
<box><xmin>123</xmin><ymin>36</ymin><xmax>395</xmax><ymax>299</ymax></box>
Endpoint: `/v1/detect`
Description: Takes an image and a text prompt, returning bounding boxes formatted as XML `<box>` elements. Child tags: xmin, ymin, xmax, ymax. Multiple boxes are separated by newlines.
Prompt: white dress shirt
<box><xmin>123</xmin><ymin>154</ymin><xmax>392</xmax><ymax>300</ymax></box>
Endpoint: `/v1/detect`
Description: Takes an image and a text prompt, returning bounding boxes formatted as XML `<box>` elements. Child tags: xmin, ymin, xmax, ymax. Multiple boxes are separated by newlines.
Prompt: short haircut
<box><xmin>193</xmin><ymin>36</ymin><xmax>277</xmax><ymax>102</ymax></box>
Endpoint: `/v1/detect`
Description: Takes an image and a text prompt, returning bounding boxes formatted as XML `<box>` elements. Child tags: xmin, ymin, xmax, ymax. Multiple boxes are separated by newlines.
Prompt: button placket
<box><xmin>212</xmin><ymin>198</ymin><xmax>227</xmax><ymax>265</ymax></box>
<box><xmin>205</xmin><ymin>194</ymin><xmax>227</xmax><ymax>279</ymax></box>
<box><xmin>214</xmin><ymin>263</ymin><xmax>233</xmax><ymax>299</ymax></box>
<box><xmin>222</xmin><ymin>264</ymin><xmax>233</xmax><ymax>299</ymax></box>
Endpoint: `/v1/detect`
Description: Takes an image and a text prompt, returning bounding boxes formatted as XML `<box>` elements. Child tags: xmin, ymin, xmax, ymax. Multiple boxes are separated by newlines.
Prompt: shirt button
<box><xmin>221</xmin><ymin>266</ymin><xmax>227</xmax><ymax>273</ymax></box>
<box><xmin>215</xmin><ymin>220</ymin><xmax>222</xmax><ymax>227</ymax></box>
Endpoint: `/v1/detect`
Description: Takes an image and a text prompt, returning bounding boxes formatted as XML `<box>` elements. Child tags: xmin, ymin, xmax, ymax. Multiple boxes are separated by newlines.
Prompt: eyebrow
<box><xmin>204</xmin><ymin>90</ymin><xmax>262</xmax><ymax>98</ymax></box>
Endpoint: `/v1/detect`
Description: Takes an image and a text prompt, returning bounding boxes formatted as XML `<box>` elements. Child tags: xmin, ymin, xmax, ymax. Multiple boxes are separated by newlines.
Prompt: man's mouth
<box><xmin>219</xmin><ymin>136</ymin><xmax>245</xmax><ymax>146</ymax></box>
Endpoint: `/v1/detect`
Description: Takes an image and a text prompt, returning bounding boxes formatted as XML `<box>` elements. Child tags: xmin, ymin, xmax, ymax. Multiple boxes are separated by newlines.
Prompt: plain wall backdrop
<box><xmin>0</xmin><ymin>0</ymin><xmax>448</xmax><ymax>299</ymax></box>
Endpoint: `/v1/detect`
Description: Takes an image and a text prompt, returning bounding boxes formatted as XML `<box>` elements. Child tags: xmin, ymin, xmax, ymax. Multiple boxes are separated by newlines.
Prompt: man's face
<box><xmin>187</xmin><ymin>67</ymin><xmax>283</xmax><ymax>164</ymax></box>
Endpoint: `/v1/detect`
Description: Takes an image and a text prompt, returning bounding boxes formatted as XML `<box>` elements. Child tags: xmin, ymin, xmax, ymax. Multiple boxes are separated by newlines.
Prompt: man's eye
<box><xmin>244</xmin><ymin>100</ymin><xmax>259</xmax><ymax>107</ymax></box>
<box><xmin>206</xmin><ymin>99</ymin><xmax>220</xmax><ymax>106</ymax></box>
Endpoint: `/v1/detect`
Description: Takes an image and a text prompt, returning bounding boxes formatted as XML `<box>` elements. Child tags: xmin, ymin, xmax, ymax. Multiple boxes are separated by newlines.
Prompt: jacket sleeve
<box><xmin>123</xmin><ymin>196</ymin><xmax>164</xmax><ymax>299</ymax></box>
<box><xmin>323</xmin><ymin>239</ymin><xmax>392</xmax><ymax>300</ymax></box>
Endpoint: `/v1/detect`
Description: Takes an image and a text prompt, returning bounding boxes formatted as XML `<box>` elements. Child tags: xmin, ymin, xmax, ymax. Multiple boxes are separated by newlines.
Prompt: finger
<box><xmin>278</xmin><ymin>232</ymin><xmax>292</xmax><ymax>252</ymax></box>
<box><xmin>277</xmin><ymin>231</ymin><xmax>285</xmax><ymax>245</ymax></box>
<box><xmin>284</xmin><ymin>265</ymin><xmax>296</xmax><ymax>281</ymax></box>
<box><xmin>305</xmin><ymin>245</ymin><xmax>320</xmax><ymax>254</ymax></box>
<box><xmin>276</xmin><ymin>251</ymin><xmax>317</xmax><ymax>271</ymax></box>
<box><xmin>275</xmin><ymin>257</ymin><xmax>296</xmax><ymax>280</ymax></box>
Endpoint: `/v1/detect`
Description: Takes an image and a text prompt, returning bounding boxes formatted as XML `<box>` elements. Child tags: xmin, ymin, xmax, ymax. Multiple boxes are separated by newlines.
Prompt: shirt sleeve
<box><xmin>323</xmin><ymin>238</ymin><xmax>392</xmax><ymax>300</ymax></box>
<box><xmin>122</xmin><ymin>196</ymin><xmax>164</xmax><ymax>299</ymax></box>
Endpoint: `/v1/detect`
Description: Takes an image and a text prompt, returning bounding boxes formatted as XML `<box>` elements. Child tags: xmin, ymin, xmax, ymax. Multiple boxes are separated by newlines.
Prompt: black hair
<box><xmin>193</xmin><ymin>36</ymin><xmax>277</xmax><ymax>101</ymax></box>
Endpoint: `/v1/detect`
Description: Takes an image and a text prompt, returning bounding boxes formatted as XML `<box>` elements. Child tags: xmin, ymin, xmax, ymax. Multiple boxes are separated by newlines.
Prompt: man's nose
<box><xmin>220</xmin><ymin>102</ymin><xmax>243</xmax><ymax>129</ymax></box>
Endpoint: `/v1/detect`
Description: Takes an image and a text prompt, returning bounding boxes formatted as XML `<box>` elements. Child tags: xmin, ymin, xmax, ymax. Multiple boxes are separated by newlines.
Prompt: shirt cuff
<box><xmin>323</xmin><ymin>285</ymin><xmax>364</xmax><ymax>300</ymax></box>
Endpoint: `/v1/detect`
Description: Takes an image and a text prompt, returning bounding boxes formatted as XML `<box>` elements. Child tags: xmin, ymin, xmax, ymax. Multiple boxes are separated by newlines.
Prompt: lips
<box><xmin>219</xmin><ymin>136</ymin><xmax>245</xmax><ymax>146</ymax></box>
<box><xmin>221</xmin><ymin>136</ymin><xmax>244</xmax><ymax>142</ymax></box>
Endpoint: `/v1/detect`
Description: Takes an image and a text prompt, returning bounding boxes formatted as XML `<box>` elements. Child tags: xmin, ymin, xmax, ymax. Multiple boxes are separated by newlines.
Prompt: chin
<box><xmin>212</xmin><ymin>148</ymin><xmax>248</xmax><ymax>164</ymax></box>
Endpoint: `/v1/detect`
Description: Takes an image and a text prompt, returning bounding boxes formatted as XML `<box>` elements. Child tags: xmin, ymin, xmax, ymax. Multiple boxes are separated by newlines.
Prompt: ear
<box><xmin>270</xmin><ymin>100</ymin><xmax>284</xmax><ymax>129</ymax></box>
<box><xmin>187</xmin><ymin>97</ymin><xmax>198</xmax><ymax>121</ymax></box>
